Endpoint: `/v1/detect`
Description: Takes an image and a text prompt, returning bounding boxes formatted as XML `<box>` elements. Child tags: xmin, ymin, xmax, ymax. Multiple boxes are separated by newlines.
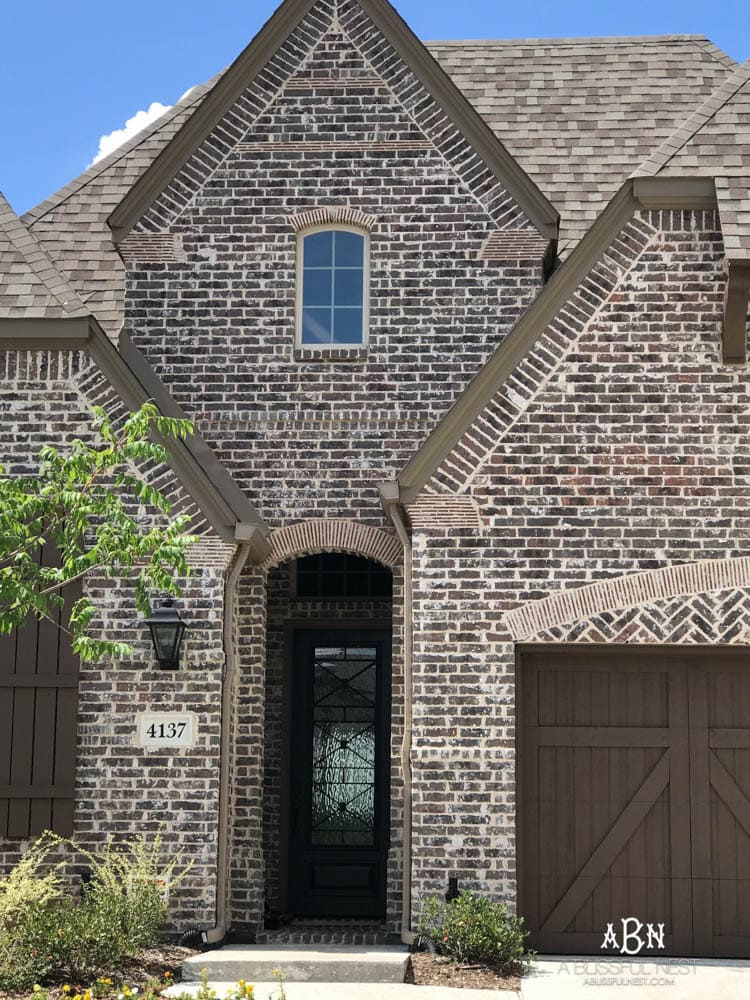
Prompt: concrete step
<box><xmin>181</xmin><ymin>945</ymin><xmax>410</xmax><ymax>984</ymax></box>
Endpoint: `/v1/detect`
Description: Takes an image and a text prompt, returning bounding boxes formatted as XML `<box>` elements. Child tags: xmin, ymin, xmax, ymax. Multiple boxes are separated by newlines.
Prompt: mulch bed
<box><xmin>91</xmin><ymin>944</ymin><xmax>197</xmax><ymax>990</ymax></box>
<box><xmin>407</xmin><ymin>952</ymin><xmax>522</xmax><ymax>991</ymax></box>
<box><xmin>0</xmin><ymin>946</ymin><xmax>197</xmax><ymax>1000</ymax></box>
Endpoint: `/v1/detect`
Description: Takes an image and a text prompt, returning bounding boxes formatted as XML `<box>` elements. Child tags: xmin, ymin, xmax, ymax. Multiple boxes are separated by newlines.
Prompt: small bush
<box><xmin>416</xmin><ymin>890</ymin><xmax>530</xmax><ymax>972</ymax></box>
<box><xmin>0</xmin><ymin>829</ymin><xmax>193</xmax><ymax>988</ymax></box>
<box><xmin>0</xmin><ymin>832</ymin><xmax>66</xmax><ymax>990</ymax></box>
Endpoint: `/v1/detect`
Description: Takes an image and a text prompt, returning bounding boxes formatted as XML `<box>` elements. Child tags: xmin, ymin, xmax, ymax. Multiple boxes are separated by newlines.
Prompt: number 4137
<box><xmin>147</xmin><ymin>721</ymin><xmax>187</xmax><ymax>739</ymax></box>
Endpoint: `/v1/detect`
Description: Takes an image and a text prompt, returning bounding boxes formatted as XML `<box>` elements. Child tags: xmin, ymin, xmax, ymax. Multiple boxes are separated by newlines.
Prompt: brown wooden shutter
<box><xmin>0</xmin><ymin>543</ymin><xmax>81</xmax><ymax>837</ymax></box>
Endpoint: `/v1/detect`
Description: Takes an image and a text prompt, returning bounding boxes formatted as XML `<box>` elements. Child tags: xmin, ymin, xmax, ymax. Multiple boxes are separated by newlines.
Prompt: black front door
<box><xmin>289</xmin><ymin>629</ymin><xmax>391</xmax><ymax>917</ymax></box>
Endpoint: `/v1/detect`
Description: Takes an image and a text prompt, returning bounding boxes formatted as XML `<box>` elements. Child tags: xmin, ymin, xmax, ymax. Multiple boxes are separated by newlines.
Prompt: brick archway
<box><xmin>262</xmin><ymin>519</ymin><xmax>402</xmax><ymax>570</ymax></box>
<box><xmin>504</xmin><ymin>555</ymin><xmax>750</xmax><ymax>640</ymax></box>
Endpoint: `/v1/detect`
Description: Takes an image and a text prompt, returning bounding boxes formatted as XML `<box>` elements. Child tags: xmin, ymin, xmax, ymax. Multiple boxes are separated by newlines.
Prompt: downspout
<box><xmin>386</xmin><ymin>500</ymin><xmax>415</xmax><ymax>946</ymax></box>
<box><xmin>204</xmin><ymin>541</ymin><xmax>253</xmax><ymax>946</ymax></box>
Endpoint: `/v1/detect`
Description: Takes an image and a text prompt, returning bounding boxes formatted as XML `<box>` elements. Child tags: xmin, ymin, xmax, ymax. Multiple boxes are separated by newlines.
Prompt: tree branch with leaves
<box><xmin>0</xmin><ymin>402</ymin><xmax>198</xmax><ymax>662</ymax></box>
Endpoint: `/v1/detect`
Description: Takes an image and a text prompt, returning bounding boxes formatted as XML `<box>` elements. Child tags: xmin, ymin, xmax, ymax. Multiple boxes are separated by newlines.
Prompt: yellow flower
<box><xmin>63</xmin><ymin>987</ymin><xmax>71</xmax><ymax>995</ymax></box>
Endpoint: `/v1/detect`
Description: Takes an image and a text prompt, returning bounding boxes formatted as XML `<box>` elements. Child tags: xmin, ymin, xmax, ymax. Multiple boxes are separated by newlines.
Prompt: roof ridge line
<box><xmin>425</xmin><ymin>33</ymin><xmax>716</xmax><ymax>46</ymax></box>
<box><xmin>692</xmin><ymin>37</ymin><xmax>739</xmax><ymax>69</ymax></box>
<box><xmin>22</xmin><ymin>80</ymin><xmax>218</xmax><ymax>227</ymax></box>
<box><xmin>634</xmin><ymin>57</ymin><xmax>750</xmax><ymax>177</ymax></box>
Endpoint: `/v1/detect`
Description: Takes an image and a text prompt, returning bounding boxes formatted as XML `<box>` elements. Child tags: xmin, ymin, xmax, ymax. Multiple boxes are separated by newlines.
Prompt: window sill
<box><xmin>294</xmin><ymin>346</ymin><xmax>368</xmax><ymax>363</ymax></box>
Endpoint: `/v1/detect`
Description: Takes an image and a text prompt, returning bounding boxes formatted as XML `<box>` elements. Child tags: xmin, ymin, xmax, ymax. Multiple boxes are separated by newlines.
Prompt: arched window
<box><xmin>297</xmin><ymin>227</ymin><xmax>368</xmax><ymax>346</ymax></box>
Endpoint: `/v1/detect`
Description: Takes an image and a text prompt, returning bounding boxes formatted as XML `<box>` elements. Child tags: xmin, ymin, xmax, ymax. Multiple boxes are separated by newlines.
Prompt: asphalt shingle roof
<box><xmin>635</xmin><ymin>59</ymin><xmax>750</xmax><ymax>258</ymax></box>
<box><xmin>13</xmin><ymin>34</ymin><xmax>737</xmax><ymax>334</ymax></box>
<box><xmin>0</xmin><ymin>190</ymin><xmax>86</xmax><ymax>318</ymax></box>
<box><xmin>426</xmin><ymin>35</ymin><xmax>735</xmax><ymax>252</ymax></box>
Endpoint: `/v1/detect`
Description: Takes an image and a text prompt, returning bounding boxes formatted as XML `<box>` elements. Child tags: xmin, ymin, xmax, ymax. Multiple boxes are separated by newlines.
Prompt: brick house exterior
<box><xmin>2</xmin><ymin>0</ymin><xmax>750</xmax><ymax>957</ymax></box>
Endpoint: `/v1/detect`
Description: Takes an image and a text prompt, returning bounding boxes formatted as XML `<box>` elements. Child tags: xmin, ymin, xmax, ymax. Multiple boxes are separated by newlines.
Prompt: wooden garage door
<box><xmin>518</xmin><ymin>644</ymin><xmax>750</xmax><ymax>958</ymax></box>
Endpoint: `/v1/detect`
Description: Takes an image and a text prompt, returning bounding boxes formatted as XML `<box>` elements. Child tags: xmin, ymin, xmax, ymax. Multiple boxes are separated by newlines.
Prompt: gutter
<box><xmin>205</xmin><ymin>541</ymin><xmax>253</xmax><ymax>945</ymax></box>
<box><xmin>379</xmin><ymin>482</ymin><xmax>415</xmax><ymax>945</ymax></box>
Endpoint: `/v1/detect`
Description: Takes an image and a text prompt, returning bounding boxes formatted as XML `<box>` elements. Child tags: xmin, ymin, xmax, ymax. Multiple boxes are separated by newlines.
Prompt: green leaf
<box><xmin>0</xmin><ymin>401</ymin><xmax>197</xmax><ymax>663</ymax></box>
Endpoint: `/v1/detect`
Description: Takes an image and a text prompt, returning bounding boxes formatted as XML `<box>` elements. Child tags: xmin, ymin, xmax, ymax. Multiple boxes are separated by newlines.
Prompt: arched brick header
<box><xmin>505</xmin><ymin>556</ymin><xmax>750</xmax><ymax>640</ymax></box>
<box><xmin>287</xmin><ymin>207</ymin><xmax>379</xmax><ymax>233</ymax></box>
<box><xmin>262</xmin><ymin>519</ymin><xmax>402</xmax><ymax>569</ymax></box>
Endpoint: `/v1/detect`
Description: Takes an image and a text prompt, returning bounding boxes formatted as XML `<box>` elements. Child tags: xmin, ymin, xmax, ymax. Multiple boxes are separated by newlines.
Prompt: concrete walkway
<box><xmin>522</xmin><ymin>956</ymin><xmax>750</xmax><ymax>999</ymax></box>
<box><xmin>165</xmin><ymin>953</ymin><xmax>750</xmax><ymax>999</ymax></box>
<box><xmin>167</xmin><ymin>984</ymin><xmax>515</xmax><ymax>1000</ymax></box>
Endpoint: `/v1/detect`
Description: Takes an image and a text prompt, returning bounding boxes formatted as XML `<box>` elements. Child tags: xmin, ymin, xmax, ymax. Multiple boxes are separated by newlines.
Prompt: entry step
<box><xmin>181</xmin><ymin>945</ymin><xmax>410</xmax><ymax>984</ymax></box>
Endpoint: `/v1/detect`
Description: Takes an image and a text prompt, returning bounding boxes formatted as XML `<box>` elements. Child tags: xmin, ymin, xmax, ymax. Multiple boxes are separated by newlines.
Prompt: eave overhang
<box><xmin>0</xmin><ymin>316</ymin><xmax>270</xmax><ymax>560</ymax></box>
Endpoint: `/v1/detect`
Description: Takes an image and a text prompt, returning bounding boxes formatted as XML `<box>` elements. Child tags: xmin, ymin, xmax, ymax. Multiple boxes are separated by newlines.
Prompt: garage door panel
<box><xmin>538</xmin><ymin>753</ymin><xmax>671</xmax><ymax>934</ymax></box>
<box><xmin>707</xmin><ymin>670</ymin><xmax>750</xmax><ymax>728</ymax></box>
<box><xmin>518</xmin><ymin>645</ymin><xmax>750</xmax><ymax>957</ymax></box>
<box><xmin>713</xmin><ymin>879</ymin><xmax>750</xmax><ymax>940</ymax></box>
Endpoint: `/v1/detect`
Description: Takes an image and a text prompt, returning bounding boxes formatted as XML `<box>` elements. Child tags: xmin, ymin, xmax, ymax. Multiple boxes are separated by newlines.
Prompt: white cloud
<box><xmin>89</xmin><ymin>101</ymin><xmax>172</xmax><ymax>166</ymax></box>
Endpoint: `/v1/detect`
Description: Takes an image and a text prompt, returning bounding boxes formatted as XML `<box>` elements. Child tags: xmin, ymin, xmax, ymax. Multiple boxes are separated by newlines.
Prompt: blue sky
<box><xmin>1</xmin><ymin>0</ymin><xmax>748</xmax><ymax>216</ymax></box>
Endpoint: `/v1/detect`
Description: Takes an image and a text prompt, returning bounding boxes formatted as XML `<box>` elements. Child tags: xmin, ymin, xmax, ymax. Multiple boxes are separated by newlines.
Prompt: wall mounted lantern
<box><xmin>145</xmin><ymin>598</ymin><xmax>187</xmax><ymax>670</ymax></box>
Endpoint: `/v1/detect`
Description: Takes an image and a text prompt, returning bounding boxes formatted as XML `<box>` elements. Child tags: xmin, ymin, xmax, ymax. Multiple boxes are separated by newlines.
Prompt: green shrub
<box><xmin>48</xmin><ymin>829</ymin><xmax>192</xmax><ymax>980</ymax></box>
<box><xmin>416</xmin><ymin>890</ymin><xmax>530</xmax><ymax>972</ymax></box>
<box><xmin>0</xmin><ymin>832</ymin><xmax>66</xmax><ymax>990</ymax></box>
<box><xmin>0</xmin><ymin>828</ymin><xmax>193</xmax><ymax>988</ymax></box>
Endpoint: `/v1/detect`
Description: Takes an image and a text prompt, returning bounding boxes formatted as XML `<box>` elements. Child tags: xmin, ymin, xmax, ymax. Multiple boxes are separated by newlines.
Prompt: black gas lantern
<box><xmin>145</xmin><ymin>598</ymin><xmax>187</xmax><ymax>670</ymax></box>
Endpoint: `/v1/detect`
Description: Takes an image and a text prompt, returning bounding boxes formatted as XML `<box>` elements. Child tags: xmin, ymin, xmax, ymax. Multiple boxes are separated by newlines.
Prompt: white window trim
<box><xmin>295</xmin><ymin>224</ymin><xmax>370</xmax><ymax>349</ymax></box>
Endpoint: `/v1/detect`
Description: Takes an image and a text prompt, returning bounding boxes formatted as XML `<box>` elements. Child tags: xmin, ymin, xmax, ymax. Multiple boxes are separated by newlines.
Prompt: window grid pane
<box><xmin>301</xmin><ymin>231</ymin><xmax>365</xmax><ymax>346</ymax></box>
<box><xmin>295</xmin><ymin>554</ymin><xmax>392</xmax><ymax>599</ymax></box>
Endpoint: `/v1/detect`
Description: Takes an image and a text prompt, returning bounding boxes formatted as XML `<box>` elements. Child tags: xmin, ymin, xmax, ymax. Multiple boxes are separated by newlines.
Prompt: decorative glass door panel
<box><xmin>289</xmin><ymin>630</ymin><xmax>390</xmax><ymax>917</ymax></box>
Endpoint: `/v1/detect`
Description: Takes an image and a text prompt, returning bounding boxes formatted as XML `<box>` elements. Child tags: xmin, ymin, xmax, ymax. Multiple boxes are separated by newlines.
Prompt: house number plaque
<box><xmin>136</xmin><ymin>712</ymin><xmax>196</xmax><ymax>748</ymax></box>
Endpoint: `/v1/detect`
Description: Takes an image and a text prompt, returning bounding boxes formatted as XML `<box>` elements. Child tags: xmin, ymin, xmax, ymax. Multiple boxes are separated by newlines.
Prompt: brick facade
<box><xmin>406</xmin><ymin>209</ymin><xmax>750</xmax><ymax>915</ymax></box>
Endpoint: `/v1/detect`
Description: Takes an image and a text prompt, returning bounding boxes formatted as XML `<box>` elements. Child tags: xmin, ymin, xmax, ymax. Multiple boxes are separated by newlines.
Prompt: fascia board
<box><xmin>118</xmin><ymin>332</ymin><xmax>269</xmax><ymax>538</ymax></box>
<box><xmin>92</xmin><ymin>325</ymin><xmax>270</xmax><ymax>548</ymax></box>
<box><xmin>107</xmin><ymin>0</ymin><xmax>317</xmax><ymax>242</ymax></box>
<box><xmin>0</xmin><ymin>316</ymin><xmax>92</xmax><ymax>347</ymax></box>
<box><xmin>722</xmin><ymin>259</ymin><xmax>750</xmax><ymax>364</ymax></box>
<box><xmin>397</xmin><ymin>181</ymin><xmax>638</xmax><ymax>501</ymax></box>
<box><xmin>633</xmin><ymin>176</ymin><xmax>717</xmax><ymax>208</ymax></box>
<box><xmin>0</xmin><ymin>314</ymin><xmax>270</xmax><ymax>550</ymax></box>
<box><xmin>358</xmin><ymin>0</ymin><xmax>559</xmax><ymax>238</ymax></box>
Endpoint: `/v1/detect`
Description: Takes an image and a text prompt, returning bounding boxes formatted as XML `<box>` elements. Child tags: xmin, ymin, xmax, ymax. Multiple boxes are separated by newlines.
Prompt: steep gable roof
<box><xmin>20</xmin><ymin>82</ymin><xmax>217</xmax><ymax>336</ymax></box>
<box><xmin>0</xmin><ymin>191</ymin><xmax>86</xmax><ymax>318</ymax></box>
<box><xmin>19</xmin><ymin>33</ymin><xmax>734</xmax><ymax>336</ymax></box>
<box><xmin>389</xmin><ymin>172</ymin><xmax>726</xmax><ymax>502</ymax></box>
<box><xmin>429</xmin><ymin>35</ymin><xmax>735</xmax><ymax>253</ymax></box>
<box><xmin>107</xmin><ymin>0</ymin><xmax>559</xmax><ymax>243</ymax></box>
